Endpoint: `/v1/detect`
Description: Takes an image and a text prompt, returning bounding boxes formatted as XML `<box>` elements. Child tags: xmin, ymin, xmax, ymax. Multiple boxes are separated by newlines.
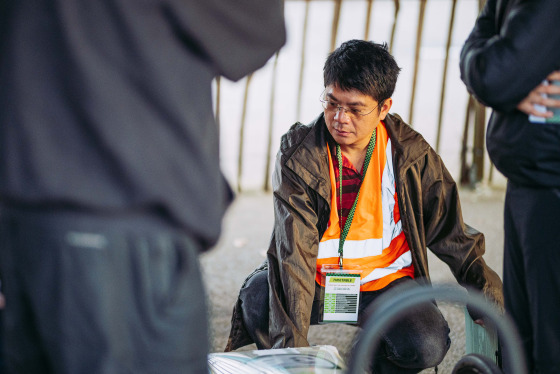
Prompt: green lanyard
<box><xmin>336</xmin><ymin>128</ymin><xmax>377</xmax><ymax>268</ymax></box>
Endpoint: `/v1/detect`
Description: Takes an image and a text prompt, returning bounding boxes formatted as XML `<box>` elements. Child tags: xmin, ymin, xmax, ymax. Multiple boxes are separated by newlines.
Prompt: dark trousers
<box><xmin>240</xmin><ymin>270</ymin><xmax>450</xmax><ymax>373</ymax></box>
<box><xmin>503</xmin><ymin>182</ymin><xmax>560</xmax><ymax>374</ymax></box>
<box><xmin>0</xmin><ymin>205</ymin><xmax>209</xmax><ymax>374</ymax></box>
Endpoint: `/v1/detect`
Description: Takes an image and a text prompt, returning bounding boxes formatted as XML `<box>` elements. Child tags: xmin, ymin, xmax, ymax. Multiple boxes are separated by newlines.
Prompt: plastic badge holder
<box><xmin>319</xmin><ymin>264</ymin><xmax>363</xmax><ymax>324</ymax></box>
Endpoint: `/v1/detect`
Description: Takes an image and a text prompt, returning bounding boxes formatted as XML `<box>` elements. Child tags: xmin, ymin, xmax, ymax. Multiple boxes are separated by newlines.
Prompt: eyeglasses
<box><xmin>320</xmin><ymin>93</ymin><xmax>380</xmax><ymax>119</ymax></box>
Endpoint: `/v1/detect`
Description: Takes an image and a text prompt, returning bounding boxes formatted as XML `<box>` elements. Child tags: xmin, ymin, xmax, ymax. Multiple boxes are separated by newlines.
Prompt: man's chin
<box><xmin>331</xmin><ymin>131</ymin><xmax>353</xmax><ymax>143</ymax></box>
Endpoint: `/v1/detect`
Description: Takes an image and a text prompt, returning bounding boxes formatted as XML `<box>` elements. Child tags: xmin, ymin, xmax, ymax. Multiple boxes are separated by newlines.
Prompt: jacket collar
<box><xmin>383</xmin><ymin>113</ymin><xmax>429</xmax><ymax>171</ymax></box>
<box><xmin>284</xmin><ymin>112</ymin><xmax>429</xmax><ymax>201</ymax></box>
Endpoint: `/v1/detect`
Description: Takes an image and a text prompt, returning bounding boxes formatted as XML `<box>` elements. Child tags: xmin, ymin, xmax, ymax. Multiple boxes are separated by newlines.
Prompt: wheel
<box><xmin>452</xmin><ymin>353</ymin><xmax>502</xmax><ymax>374</ymax></box>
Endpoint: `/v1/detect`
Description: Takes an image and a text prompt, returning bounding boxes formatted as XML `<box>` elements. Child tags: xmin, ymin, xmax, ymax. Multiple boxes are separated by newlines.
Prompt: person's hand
<box><xmin>467</xmin><ymin>308</ymin><xmax>488</xmax><ymax>327</ymax></box>
<box><xmin>517</xmin><ymin>71</ymin><xmax>560</xmax><ymax>117</ymax></box>
<box><xmin>0</xmin><ymin>292</ymin><xmax>5</xmax><ymax>309</ymax></box>
<box><xmin>466</xmin><ymin>266</ymin><xmax>505</xmax><ymax>328</ymax></box>
<box><xmin>467</xmin><ymin>299</ymin><xmax>501</xmax><ymax>328</ymax></box>
<box><xmin>473</xmin><ymin>318</ymin><xmax>485</xmax><ymax>327</ymax></box>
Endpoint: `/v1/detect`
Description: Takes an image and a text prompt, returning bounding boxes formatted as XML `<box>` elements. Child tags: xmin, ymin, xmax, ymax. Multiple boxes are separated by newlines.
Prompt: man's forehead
<box><xmin>324</xmin><ymin>85</ymin><xmax>375</xmax><ymax>105</ymax></box>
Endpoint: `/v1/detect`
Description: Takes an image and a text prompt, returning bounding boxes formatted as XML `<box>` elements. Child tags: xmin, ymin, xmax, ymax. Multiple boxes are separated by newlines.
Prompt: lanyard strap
<box><xmin>336</xmin><ymin>128</ymin><xmax>377</xmax><ymax>268</ymax></box>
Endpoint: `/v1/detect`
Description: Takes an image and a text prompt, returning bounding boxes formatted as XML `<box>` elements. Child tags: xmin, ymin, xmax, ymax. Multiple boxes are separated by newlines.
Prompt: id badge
<box><xmin>319</xmin><ymin>265</ymin><xmax>362</xmax><ymax>324</ymax></box>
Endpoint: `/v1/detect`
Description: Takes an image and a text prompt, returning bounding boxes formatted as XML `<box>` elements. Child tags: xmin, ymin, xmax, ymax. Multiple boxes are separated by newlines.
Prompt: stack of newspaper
<box><xmin>208</xmin><ymin>345</ymin><xmax>347</xmax><ymax>374</ymax></box>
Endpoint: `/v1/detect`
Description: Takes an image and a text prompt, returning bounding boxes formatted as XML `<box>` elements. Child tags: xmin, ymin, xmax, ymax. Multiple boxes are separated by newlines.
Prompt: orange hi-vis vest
<box><xmin>316</xmin><ymin>121</ymin><xmax>415</xmax><ymax>292</ymax></box>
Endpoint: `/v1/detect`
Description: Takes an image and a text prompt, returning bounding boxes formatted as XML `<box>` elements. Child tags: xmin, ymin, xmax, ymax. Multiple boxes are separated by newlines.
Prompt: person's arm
<box><xmin>460</xmin><ymin>0</ymin><xmax>560</xmax><ymax>112</ymax></box>
<box><xmin>163</xmin><ymin>0</ymin><xmax>286</xmax><ymax>81</ymax></box>
<box><xmin>266</xmin><ymin>150</ymin><xmax>322</xmax><ymax>348</ymax></box>
<box><xmin>421</xmin><ymin>149</ymin><xmax>503</xmax><ymax>311</ymax></box>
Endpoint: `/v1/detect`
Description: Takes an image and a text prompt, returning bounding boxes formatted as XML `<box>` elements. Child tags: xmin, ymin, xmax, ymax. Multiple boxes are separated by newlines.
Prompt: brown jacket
<box><xmin>225</xmin><ymin>113</ymin><xmax>503</xmax><ymax>351</ymax></box>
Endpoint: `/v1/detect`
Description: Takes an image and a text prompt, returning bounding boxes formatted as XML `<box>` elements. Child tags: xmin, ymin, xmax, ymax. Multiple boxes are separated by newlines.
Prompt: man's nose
<box><xmin>334</xmin><ymin>107</ymin><xmax>350</xmax><ymax>122</ymax></box>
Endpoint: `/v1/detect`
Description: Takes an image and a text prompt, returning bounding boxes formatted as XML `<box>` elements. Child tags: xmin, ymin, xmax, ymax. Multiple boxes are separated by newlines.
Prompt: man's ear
<box><xmin>379</xmin><ymin>98</ymin><xmax>393</xmax><ymax>120</ymax></box>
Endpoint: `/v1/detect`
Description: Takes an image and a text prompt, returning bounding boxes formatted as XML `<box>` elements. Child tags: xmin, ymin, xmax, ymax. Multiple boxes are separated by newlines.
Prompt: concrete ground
<box><xmin>201</xmin><ymin>185</ymin><xmax>507</xmax><ymax>373</ymax></box>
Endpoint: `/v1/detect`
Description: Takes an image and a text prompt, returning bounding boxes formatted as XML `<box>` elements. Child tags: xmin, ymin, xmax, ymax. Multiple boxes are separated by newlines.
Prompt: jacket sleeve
<box><xmin>266</xmin><ymin>150</ymin><xmax>322</xmax><ymax>348</ymax></box>
<box><xmin>460</xmin><ymin>0</ymin><xmax>560</xmax><ymax>112</ymax></box>
<box><xmin>162</xmin><ymin>0</ymin><xmax>286</xmax><ymax>81</ymax></box>
<box><xmin>421</xmin><ymin>149</ymin><xmax>503</xmax><ymax>310</ymax></box>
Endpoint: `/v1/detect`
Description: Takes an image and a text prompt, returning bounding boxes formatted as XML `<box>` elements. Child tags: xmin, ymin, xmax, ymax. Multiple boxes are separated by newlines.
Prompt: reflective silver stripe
<box><xmin>381</xmin><ymin>140</ymin><xmax>402</xmax><ymax>247</ymax></box>
<box><xmin>318</xmin><ymin>237</ymin><xmax>383</xmax><ymax>259</ymax></box>
<box><xmin>361</xmin><ymin>251</ymin><xmax>412</xmax><ymax>284</ymax></box>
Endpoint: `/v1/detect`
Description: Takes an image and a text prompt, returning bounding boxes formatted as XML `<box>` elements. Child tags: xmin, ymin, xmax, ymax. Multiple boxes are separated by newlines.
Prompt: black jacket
<box><xmin>0</xmin><ymin>0</ymin><xmax>286</xmax><ymax>247</ymax></box>
<box><xmin>226</xmin><ymin>113</ymin><xmax>503</xmax><ymax>351</ymax></box>
<box><xmin>460</xmin><ymin>0</ymin><xmax>560</xmax><ymax>187</ymax></box>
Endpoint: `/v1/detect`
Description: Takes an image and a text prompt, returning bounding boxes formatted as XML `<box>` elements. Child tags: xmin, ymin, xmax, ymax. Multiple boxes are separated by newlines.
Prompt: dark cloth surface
<box><xmin>226</xmin><ymin>113</ymin><xmax>503</xmax><ymax>351</ymax></box>
<box><xmin>240</xmin><ymin>270</ymin><xmax>450</xmax><ymax>373</ymax></box>
<box><xmin>0</xmin><ymin>206</ymin><xmax>209</xmax><ymax>374</ymax></box>
<box><xmin>0</xmin><ymin>0</ymin><xmax>286</xmax><ymax>247</ymax></box>
<box><xmin>460</xmin><ymin>0</ymin><xmax>560</xmax><ymax>188</ymax></box>
<box><xmin>502</xmin><ymin>183</ymin><xmax>560</xmax><ymax>374</ymax></box>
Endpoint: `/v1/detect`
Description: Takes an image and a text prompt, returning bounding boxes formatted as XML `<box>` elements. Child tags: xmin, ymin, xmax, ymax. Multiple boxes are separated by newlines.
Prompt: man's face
<box><xmin>322</xmin><ymin>85</ymin><xmax>392</xmax><ymax>151</ymax></box>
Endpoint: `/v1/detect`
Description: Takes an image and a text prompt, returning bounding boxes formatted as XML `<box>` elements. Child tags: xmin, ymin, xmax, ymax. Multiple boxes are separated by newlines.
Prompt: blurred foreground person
<box><xmin>226</xmin><ymin>39</ymin><xmax>503</xmax><ymax>373</ymax></box>
<box><xmin>460</xmin><ymin>0</ymin><xmax>560</xmax><ymax>372</ymax></box>
<box><xmin>0</xmin><ymin>1</ymin><xmax>285</xmax><ymax>373</ymax></box>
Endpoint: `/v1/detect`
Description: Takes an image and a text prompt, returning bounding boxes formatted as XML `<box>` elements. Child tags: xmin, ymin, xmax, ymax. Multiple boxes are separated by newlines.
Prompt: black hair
<box><xmin>323</xmin><ymin>39</ymin><xmax>401</xmax><ymax>104</ymax></box>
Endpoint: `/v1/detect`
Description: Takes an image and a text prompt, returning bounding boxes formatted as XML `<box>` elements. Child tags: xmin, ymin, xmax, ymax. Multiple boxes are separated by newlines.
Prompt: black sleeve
<box><xmin>267</xmin><ymin>155</ymin><xmax>320</xmax><ymax>348</ymax></box>
<box><xmin>162</xmin><ymin>0</ymin><xmax>286</xmax><ymax>81</ymax></box>
<box><xmin>460</xmin><ymin>0</ymin><xmax>560</xmax><ymax>112</ymax></box>
<box><xmin>421</xmin><ymin>149</ymin><xmax>503</xmax><ymax>309</ymax></box>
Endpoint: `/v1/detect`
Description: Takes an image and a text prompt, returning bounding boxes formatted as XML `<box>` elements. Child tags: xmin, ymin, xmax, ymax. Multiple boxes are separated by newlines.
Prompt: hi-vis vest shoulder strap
<box><xmin>316</xmin><ymin>121</ymin><xmax>414</xmax><ymax>291</ymax></box>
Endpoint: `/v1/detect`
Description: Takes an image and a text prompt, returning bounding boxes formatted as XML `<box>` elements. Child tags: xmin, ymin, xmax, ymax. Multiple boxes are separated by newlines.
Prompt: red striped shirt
<box><xmin>330</xmin><ymin>143</ymin><xmax>363</xmax><ymax>230</ymax></box>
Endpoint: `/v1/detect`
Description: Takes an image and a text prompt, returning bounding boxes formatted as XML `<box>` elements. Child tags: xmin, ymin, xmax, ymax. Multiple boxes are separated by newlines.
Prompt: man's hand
<box><xmin>473</xmin><ymin>318</ymin><xmax>485</xmax><ymax>326</ymax></box>
<box><xmin>517</xmin><ymin>71</ymin><xmax>560</xmax><ymax>117</ymax></box>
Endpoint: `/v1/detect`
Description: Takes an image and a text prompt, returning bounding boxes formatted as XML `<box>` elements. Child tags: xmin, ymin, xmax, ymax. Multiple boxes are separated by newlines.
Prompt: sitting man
<box><xmin>225</xmin><ymin>39</ymin><xmax>503</xmax><ymax>373</ymax></box>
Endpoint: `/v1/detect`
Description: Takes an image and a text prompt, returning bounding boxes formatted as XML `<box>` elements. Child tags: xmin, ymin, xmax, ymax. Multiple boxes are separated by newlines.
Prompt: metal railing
<box><xmin>215</xmin><ymin>0</ymin><xmax>493</xmax><ymax>192</ymax></box>
<box><xmin>347</xmin><ymin>284</ymin><xmax>526</xmax><ymax>374</ymax></box>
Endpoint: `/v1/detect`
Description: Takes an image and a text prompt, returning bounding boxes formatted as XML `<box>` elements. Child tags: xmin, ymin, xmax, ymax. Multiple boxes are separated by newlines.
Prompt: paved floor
<box><xmin>201</xmin><ymin>185</ymin><xmax>507</xmax><ymax>373</ymax></box>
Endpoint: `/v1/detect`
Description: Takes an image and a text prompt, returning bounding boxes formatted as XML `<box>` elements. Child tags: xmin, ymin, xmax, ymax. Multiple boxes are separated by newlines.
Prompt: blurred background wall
<box><xmin>213</xmin><ymin>0</ymin><xmax>503</xmax><ymax>192</ymax></box>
